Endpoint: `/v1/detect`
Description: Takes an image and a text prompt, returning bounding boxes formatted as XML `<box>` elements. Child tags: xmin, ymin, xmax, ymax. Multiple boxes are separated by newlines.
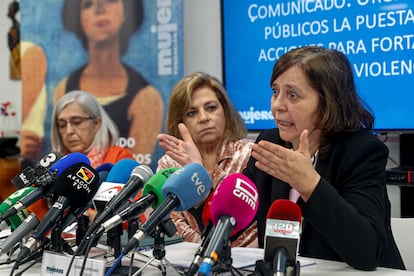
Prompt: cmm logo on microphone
<box><xmin>76</xmin><ymin>166</ymin><xmax>96</xmax><ymax>184</ymax></box>
<box><xmin>233</xmin><ymin>177</ymin><xmax>258</xmax><ymax>210</ymax></box>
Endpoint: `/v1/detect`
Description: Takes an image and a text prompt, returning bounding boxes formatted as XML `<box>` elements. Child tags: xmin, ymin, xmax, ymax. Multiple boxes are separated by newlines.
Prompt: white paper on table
<box><xmin>158</xmin><ymin>243</ymin><xmax>315</xmax><ymax>270</ymax></box>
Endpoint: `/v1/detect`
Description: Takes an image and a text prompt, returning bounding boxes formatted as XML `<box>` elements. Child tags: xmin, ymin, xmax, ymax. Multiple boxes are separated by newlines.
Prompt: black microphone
<box><xmin>91</xmin><ymin>160</ymin><xmax>137</xmax><ymax>215</ymax></box>
<box><xmin>0</xmin><ymin>152</ymin><xmax>90</xmax><ymax>223</ymax></box>
<box><xmin>16</xmin><ymin>162</ymin><xmax>100</xmax><ymax>263</ymax></box>
<box><xmin>11</xmin><ymin>151</ymin><xmax>64</xmax><ymax>189</ymax></box>
<box><xmin>89</xmin><ymin>162</ymin><xmax>153</xmax><ymax>232</ymax></box>
<box><xmin>122</xmin><ymin>163</ymin><xmax>212</xmax><ymax>254</ymax></box>
<box><xmin>186</xmin><ymin>221</ymin><xmax>214</xmax><ymax>276</ymax></box>
<box><xmin>198</xmin><ymin>173</ymin><xmax>259</xmax><ymax>275</ymax></box>
<box><xmin>95</xmin><ymin>167</ymin><xmax>179</xmax><ymax>236</ymax></box>
<box><xmin>17</xmin><ymin>195</ymin><xmax>71</xmax><ymax>259</ymax></box>
<box><xmin>76</xmin><ymin>161</ymin><xmax>152</xmax><ymax>256</ymax></box>
<box><xmin>185</xmin><ymin>192</ymin><xmax>214</xmax><ymax>276</ymax></box>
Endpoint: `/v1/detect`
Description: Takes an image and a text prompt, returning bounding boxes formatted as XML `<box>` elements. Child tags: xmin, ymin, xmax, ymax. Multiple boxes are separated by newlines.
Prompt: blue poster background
<box><xmin>222</xmin><ymin>0</ymin><xmax>414</xmax><ymax>131</ymax></box>
<box><xmin>20</xmin><ymin>0</ymin><xmax>184</xmax><ymax>169</ymax></box>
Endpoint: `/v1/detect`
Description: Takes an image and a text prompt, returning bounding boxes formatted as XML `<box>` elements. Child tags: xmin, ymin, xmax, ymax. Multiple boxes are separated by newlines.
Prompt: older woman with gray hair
<box><xmin>51</xmin><ymin>90</ymin><xmax>133</xmax><ymax>168</ymax></box>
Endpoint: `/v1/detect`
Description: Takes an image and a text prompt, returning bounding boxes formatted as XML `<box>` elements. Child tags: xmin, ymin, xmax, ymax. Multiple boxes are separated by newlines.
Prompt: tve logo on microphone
<box><xmin>191</xmin><ymin>171</ymin><xmax>207</xmax><ymax>196</ymax></box>
<box><xmin>174</xmin><ymin>164</ymin><xmax>208</xmax><ymax>196</ymax></box>
<box><xmin>233</xmin><ymin>176</ymin><xmax>258</xmax><ymax>210</ymax></box>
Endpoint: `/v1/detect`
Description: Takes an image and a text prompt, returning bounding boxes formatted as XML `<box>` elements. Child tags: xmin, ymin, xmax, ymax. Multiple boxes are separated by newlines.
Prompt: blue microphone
<box><xmin>16</xmin><ymin>161</ymin><xmax>100</xmax><ymax>263</ymax></box>
<box><xmin>0</xmin><ymin>152</ymin><xmax>90</xmax><ymax>222</ymax></box>
<box><xmin>92</xmin><ymin>159</ymin><xmax>150</xmax><ymax>227</ymax></box>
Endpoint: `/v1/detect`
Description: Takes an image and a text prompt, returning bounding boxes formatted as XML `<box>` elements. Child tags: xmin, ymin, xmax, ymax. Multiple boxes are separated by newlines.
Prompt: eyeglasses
<box><xmin>57</xmin><ymin>116</ymin><xmax>94</xmax><ymax>130</ymax></box>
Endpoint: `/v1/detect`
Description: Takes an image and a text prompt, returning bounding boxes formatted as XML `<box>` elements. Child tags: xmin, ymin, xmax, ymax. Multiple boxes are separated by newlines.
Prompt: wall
<box><xmin>183</xmin><ymin>0</ymin><xmax>222</xmax><ymax>79</ymax></box>
<box><xmin>0</xmin><ymin>0</ymin><xmax>403</xmax><ymax>216</ymax></box>
<box><xmin>1</xmin><ymin>0</ymin><xmax>223</xmax><ymax>139</ymax></box>
<box><xmin>1</xmin><ymin>1</ymin><xmax>21</xmax><ymax>133</ymax></box>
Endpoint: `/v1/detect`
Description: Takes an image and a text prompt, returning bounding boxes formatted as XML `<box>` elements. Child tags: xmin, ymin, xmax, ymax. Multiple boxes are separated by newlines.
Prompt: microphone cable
<box><xmin>78</xmin><ymin>230</ymin><xmax>101</xmax><ymax>276</ymax></box>
<box><xmin>9</xmin><ymin>237</ymin><xmax>50</xmax><ymax>276</ymax></box>
<box><xmin>105</xmin><ymin>251</ymin><xmax>125</xmax><ymax>276</ymax></box>
<box><xmin>64</xmin><ymin>203</ymin><xmax>105</xmax><ymax>276</ymax></box>
<box><xmin>64</xmin><ymin>228</ymin><xmax>98</xmax><ymax>276</ymax></box>
<box><xmin>12</xmin><ymin>252</ymin><xmax>43</xmax><ymax>276</ymax></box>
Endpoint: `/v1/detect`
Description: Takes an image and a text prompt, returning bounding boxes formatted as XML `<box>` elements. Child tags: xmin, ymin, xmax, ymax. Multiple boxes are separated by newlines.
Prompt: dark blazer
<box><xmin>243</xmin><ymin>128</ymin><xmax>405</xmax><ymax>270</ymax></box>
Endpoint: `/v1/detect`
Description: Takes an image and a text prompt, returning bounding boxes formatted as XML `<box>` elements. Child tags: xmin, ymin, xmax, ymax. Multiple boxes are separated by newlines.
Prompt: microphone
<box><xmin>37</xmin><ymin>152</ymin><xmax>90</xmax><ymax>189</ymax></box>
<box><xmin>95</xmin><ymin>162</ymin><xmax>114</xmax><ymax>172</ymax></box>
<box><xmin>11</xmin><ymin>151</ymin><xmax>64</xmax><ymax>189</ymax></box>
<box><xmin>0</xmin><ymin>152</ymin><xmax>90</xmax><ymax>222</ymax></box>
<box><xmin>91</xmin><ymin>160</ymin><xmax>152</xmax><ymax>229</ymax></box>
<box><xmin>198</xmin><ymin>173</ymin><xmax>259</xmax><ymax>276</ymax></box>
<box><xmin>95</xmin><ymin>162</ymin><xmax>113</xmax><ymax>184</ymax></box>
<box><xmin>185</xmin><ymin>192</ymin><xmax>215</xmax><ymax>276</ymax></box>
<box><xmin>91</xmin><ymin>159</ymin><xmax>138</xmax><ymax>213</ymax></box>
<box><xmin>122</xmin><ymin>163</ymin><xmax>212</xmax><ymax>254</ymax></box>
<box><xmin>16</xmin><ymin>161</ymin><xmax>100</xmax><ymax>263</ymax></box>
<box><xmin>0</xmin><ymin>186</ymin><xmax>35</xmax><ymax>231</ymax></box>
<box><xmin>0</xmin><ymin>214</ymin><xmax>40</xmax><ymax>256</ymax></box>
<box><xmin>76</xmin><ymin>160</ymin><xmax>152</xmax><ymax>255</ymax></box>
<box><xmin>92</xmin><ymin>159</ymin><xmax>140</xmax><ymax>212</ymax></box>
<box><xmin>91</xmin><ymin>162</ymin><xmax>112</xmax><ymax>210</ymax></box>
<box><xmin>262</xmin><ymin>199</ymin><xmax>302</xmax><ymax>276</ymax></box>
<box><xmin>96</xmin><ymin>167</ymin><xmax>179</xmax><ymax>235</ymax></box>
<box><xmin>0</xmin><ymin>203</ymin><xmax>51</xmax><ymax>257</ymax></box>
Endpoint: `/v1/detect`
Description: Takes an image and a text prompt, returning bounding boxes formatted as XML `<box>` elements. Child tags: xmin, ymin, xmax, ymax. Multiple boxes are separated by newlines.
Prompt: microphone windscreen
<box><xmin>202</xmin><ymin>191</ymin><xmax>214</xmax><ymax>227</ymax></box>
<box><xmin>49</xmin><ymin>152</ymin><xmax>90</xmax><ymax>177</ymax></box>
<box><xmin>142</xmin><ymin>167</ymin><xmax>179</xmax><ymax>209</ymax></box>
<box><xmin>26</xmin><ymin>198</ymin><xmax>49</xmax><ymax>220</ymax></box>
<box><xmin>35</xmin><ymin>152</ymin><xmax>64</xmax><ymax>172</ymax></box>
<box><xmin>52</xmin><ymin>162</ymin><xmax>100</xmax><ymax>208</ymax></box>
<box><xmin>95</xmin><ymin>163</ymin><xmax>112</xmax><ymax>186</ymax></box>
<box><xmin>266</xmin><ymin>199</ymin><xmax>302</xmax><ymax>223</ymax></box>
<box><xmin>161</xmin><ymin>163</ymin><xmax>212</xmax><ymax>211</ymax></box>
<box><xmin>95</xmin><ymin>162</ymin><xmax>114</xmax><ymax>172</ymax></box>
<box><xmin>106</xmin><ymin>159</ymin><xmax>140</xmax><ymax>183</ymax></box>
<box><xmin>0</xmin><ymin>187</ymin><xmax>35</xmax><ymax>214</ymax></box>
<box><xmin>210</xmin><ymin>173</ymin><xmax>259</xmax><ymax>232</ymax></box>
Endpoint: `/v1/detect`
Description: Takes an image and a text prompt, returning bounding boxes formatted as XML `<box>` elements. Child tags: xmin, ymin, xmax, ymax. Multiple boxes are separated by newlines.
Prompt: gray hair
<box><xmin>50</xmin><ymin>90</ymin><xmax>119</xmax><ymax>153</ymax></box>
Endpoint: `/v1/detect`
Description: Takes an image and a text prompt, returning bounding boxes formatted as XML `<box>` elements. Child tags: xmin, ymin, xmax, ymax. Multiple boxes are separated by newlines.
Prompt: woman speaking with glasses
<box><xmin>50</xmin><ymin>90</ymin><xmax>133</xmax><ymax>168</ymax></box>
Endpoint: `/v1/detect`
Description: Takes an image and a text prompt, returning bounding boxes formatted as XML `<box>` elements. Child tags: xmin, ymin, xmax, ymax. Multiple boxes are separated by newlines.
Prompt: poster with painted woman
<box><xmin>19</xmin><ymin>0</ymin><xmax>183</xmax><ymax>169</ymax></box>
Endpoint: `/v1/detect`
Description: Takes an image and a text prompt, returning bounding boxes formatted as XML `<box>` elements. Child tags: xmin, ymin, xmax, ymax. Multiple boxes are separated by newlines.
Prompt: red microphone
<box><xmin>185</xmin><ymin>192</ymin><xmax>215</xmax><ymax>276</ymax></box>
<box><xmin>201</xmin><ymin>191</ymin><xmax>213</xmax><ymax>227</ymax></box>
<box><xmin>264</xmin><ymin>199</ymin><xmax>302</xmax><ymax>276</ymax></box>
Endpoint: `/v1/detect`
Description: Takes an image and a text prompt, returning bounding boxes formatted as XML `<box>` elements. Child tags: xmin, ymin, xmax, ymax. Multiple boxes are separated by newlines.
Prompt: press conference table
<box><xmin>0</xmin><ymin>242</ymin><xmax>412</xmax><ymax>275</ymax></box>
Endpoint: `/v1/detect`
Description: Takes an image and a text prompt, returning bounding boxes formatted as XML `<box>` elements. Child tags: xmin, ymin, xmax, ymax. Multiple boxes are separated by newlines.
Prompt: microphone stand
<box><xmin>253</xmin><ymin>259</ymin><xmax>301</xmax><ymax>276</ymax></box>
<box><xmin>107</xmin><ymin>224</ymin><xmax>123</xmax><ymax>258</ymax></box>
<box><xmin>51</xmin><ymin>222</ymin><xmax>63</xmax><ymax>252</ymax></box>
<box><xmin>50</xmin><ymin>218</ymin><xmax>75</xmax><ymax>255</ymax></box>
<box><xmin>132</xmin><ymin>218</ymin><xmax>178</xmax><ymax>276</ymax></box>
<box><xmin>210</xmin><ymin>243</ymin><xmax>243</xmax><ymax>276</ymax></box>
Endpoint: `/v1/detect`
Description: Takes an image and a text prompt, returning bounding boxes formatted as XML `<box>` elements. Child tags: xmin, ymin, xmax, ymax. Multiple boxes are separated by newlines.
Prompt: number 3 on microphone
<box><xmin>39</xmin><ymin>153</ymin><xmax>60</xmax><ymax>168</ymax></box>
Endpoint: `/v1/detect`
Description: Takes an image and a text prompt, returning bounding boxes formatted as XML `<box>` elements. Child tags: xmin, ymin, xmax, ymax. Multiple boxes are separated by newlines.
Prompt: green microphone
<box><xmin>0</xmin><ymin>187</ymin><xmax>35</xmax><ymax>231</ymax></box>
<box><xmin>142</xmin><ymin>167</ymin><xmax>179</xmax><ymax>209</ymax></box>
<box><xmin>95</xmin><ymin>167</ymin><xmax>179</xmax><ymax>235</ymax></box>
